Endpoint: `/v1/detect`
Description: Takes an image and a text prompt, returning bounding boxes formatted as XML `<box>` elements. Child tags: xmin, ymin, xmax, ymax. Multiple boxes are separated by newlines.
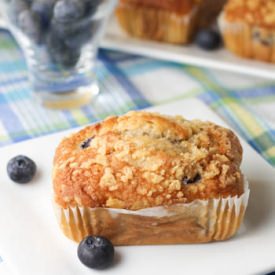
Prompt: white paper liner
<box><xmin>54</xmin><ymin>179</ymin><xmax>250</xmax><ymax>245</ymax></box>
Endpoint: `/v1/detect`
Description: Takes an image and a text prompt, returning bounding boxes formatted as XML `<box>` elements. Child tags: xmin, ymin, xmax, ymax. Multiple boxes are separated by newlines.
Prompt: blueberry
<box><xmin>64</xmin><ymin>19</ymin><xmax>99</xmax><ymax>49</ymax></box>
<box><xmin>22</xmin><ymin>0</ymin><xmax>33</xmax><ymax>5</ymax></box>
<box><xmin>52</xmin><ymin>17</ymin><xmax>89</xmax><ymax>39</ymax></box>
<box><xmin>182</xmin><ymin>174</ymin><xmax>201</xmax><ymax>185</ymax></box>
<box><xmin>54</xmin><ymin>47</ymin><xmax>80</xmax><ymax>68</ymax></box>
<box><xmin>53</xmin><ymin>0</ymin><xmax>85</xmax><ymax>23</ymax></box>
<box><xmin>83</xmin><ymin>0</ymin><xmax>101</xmax><ymax>17</ymax></box>
<box><xmin>64</xmin><ymin>28</ymin><xmax>92</xmax><ymax>48</ymax></box>
<box><xmin>77</xmin><ymin>236</ymin><xmax>114</xmax><ymax>269</ymax></box>
<box><xmin>195</xmin><ymin>29</ymin><xmax>221</xmax><ymax>50</ymax></box>
<box><xmin>46</xmin><ymin>28</ymin><xmax>63</xmax><ymax>51</ymax></box>
<box><xmin>50</xmin><ymin>16</ymin><xmax>98</xmax><ymax>49</ymax></box>
<box><xmin>46</xmin><ymin>31</ymin><xmax>80</xmax><ymax>68</ymax></box>
<box><xmin>17</xmin><ymin>10</ymin><xmax>42</xmax><ymax>43</ymax></box>
<box><xmin>50</xmin><ymin>20</ymin><xmax>71</xmax><ymax>39</ymax></box>
<box><xmin>7</xmin><ymin>155</ymin><xmax>37</xmax><ymax>184</ymax></box>
<box><xmin>80</xmin><ymin>137</ymin><xmax>93</xmax><ymax>149</ymax></box>
<box><xmin>10</xmin><ymin>0</ymin><xmax>29</xmax><ymax>24</ymax></box>
<box><xmin>31</xmin><ymin>0</ymin><xmax>56</xmax><ymax>32</ymax></box>
<box><xmin>10</xmin><ymin>0</ymin><xmax>29</xmax><ymax>13</ymax></box>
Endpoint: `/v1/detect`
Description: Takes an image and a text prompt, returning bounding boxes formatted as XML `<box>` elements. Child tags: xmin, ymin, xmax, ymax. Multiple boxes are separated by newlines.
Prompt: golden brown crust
<box><xmin>224</xmin><ymin>0</ymin><xmax>275</xmax><ymax>29</ymax></box>
<box><xmin>119</xmin><ymin>0</ymin><xmax>200</xmax><ymax>14</ymax></box>
<box><xmin>115</xmin><ymin>0</ymin><xmax>227</xmax><ymax>43</ymax></box>
<box><xmin>53</xmin><ymin>112</ymin><xmax>244</xmax><ymax>210</ymax></box>
<box><xmin>116</xmin><ymin>2</ymin><xmax>197</xmax><ymax>44</ymax></box>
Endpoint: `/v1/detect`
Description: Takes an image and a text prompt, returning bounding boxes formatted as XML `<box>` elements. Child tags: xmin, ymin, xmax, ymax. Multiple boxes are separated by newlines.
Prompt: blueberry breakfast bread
<box><xmin>115</xmin><ymin>0</ymin><xmax>200</xmax><ymax>44</ymax></box>
<box><xmin>219</xmin><ymin>0</ymin><xmax>275</xmax><ymax>63</ymax></box>
<box><xmin>115</xmin><ymin>0</ymin><xmax>227</xmax><ymax>44</ymax></box>
<box><xmin>53</xmin><ymin>112</ymin><xmax>249</xmax><ymax>244</ymax></box>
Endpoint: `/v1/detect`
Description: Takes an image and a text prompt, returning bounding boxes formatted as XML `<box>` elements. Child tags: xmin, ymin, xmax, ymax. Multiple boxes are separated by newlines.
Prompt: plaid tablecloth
<box><xmin>1</xmin><ymin>25</ymin><xmax>275</xmax><ymax>273</ymax></box>
<box><xmin>0</xmin><ymin>29</ymin><xmax>274</xmax><ymax>166</ymax></box>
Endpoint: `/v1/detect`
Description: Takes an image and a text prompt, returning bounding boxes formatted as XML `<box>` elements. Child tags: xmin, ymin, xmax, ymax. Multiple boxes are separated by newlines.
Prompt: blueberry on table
<box><xmin>53</xmin><ymin>0</ymin><xmax>85</xmax><ymax>23</ymax></box>
<box><xmin>195</xmin><ymin>29</ymin><xmax>221</xmax><ymax>51</ymax></box>
<box><xmin>7</xmin><ymin>155</ymin><xmax>37</xmax><ymax>184</ymax></box>
<box><xmin>77</xmin><ymin>236</ymin><xmax>115</xmax><ymax>269</ymax></box>
<box><xmin>17</xmin><ymin>10</ymin><xmax>42</xmax><ymax>44</ymax></box>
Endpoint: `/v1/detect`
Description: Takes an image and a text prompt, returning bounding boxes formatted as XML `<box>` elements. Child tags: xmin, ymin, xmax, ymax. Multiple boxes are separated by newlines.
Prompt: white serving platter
<box><xmin>0</xmin><ymin>15</ymin><xmax>275</xmax><ymax>80</ymax></box>
<box><xmin>0</xmin><ymin>98</ymin><xmax>275</xmax><ymax>275</ymax></box>
<box><xmin>101</xmin><ymin>17</ymin><xmax>275</xmax><ymax>80</ymax></box>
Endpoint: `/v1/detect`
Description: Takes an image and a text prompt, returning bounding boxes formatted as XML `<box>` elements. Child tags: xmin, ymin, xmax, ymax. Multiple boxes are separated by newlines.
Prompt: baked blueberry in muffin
<box><xmin>53</xmin><ymin>111</ymin><xmax>249</xmax><ymax>244</ymax></box>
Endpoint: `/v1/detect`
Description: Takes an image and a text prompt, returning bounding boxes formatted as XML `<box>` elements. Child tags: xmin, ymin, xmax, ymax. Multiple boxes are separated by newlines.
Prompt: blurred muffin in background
<box><xmin>116</xmin><ymin>0</ymin><xmax>201</xmax><ymax>44</ymax></box>
<box><xmin>219</xmin><ymin>0</ymin><xmax>275</xmax><ymax>63</ymax></box>
<box><xmin>115</xmin><ymin>0</ymin><xmax>227</xmax><ymax>44</ymax></box>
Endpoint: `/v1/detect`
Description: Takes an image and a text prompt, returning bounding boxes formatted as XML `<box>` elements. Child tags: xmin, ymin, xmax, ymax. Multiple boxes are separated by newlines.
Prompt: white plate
<box><xmin>1</xmin><ymin>15</ymin><xmax>275</xmax><ymax>80</ymax></box>
<box><xmin>102</xmin><ymin>17</ymin><xmax>275</xmax><ymax>80</ymax></box>
<box><xmin>0</xmin><ymin>98</ymin><xmax>275</xmax><ymax>275</ymax></box>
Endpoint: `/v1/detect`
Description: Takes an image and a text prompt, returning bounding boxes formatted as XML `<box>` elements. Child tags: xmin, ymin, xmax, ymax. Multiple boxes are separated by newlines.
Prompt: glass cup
<box><xmin>0</xmin><ymin>0</ymin><xmax>117</xmax><ymax>108</ymax></box>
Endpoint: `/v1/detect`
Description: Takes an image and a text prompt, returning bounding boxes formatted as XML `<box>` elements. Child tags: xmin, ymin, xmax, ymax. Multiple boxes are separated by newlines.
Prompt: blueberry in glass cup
<box><xmin>1</xmin><ymin>0</ymin><xmax>117</xmax><ymax>108</ymax></box>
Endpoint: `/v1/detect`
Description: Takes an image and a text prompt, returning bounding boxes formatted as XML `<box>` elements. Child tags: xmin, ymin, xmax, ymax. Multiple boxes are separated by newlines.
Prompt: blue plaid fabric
<box><xmin>1</xmin><ymin>23</ymin><xmax>275</xmax><ymax>270</ymax></box>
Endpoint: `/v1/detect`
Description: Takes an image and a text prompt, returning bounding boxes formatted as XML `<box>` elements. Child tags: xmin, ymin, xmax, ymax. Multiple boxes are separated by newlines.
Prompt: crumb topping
<box><xmin>53</xmin><ymin>112</ymin><xmax>244</xmax><ymax>210</ymax></box>
<box><xmin>224</xmin><ymin>0</ymin><xmax>275</xmax><ymax>28</ymax></box>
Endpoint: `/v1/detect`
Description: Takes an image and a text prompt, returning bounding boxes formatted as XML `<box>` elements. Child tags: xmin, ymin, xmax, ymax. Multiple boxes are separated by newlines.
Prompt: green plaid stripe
<box><xmin>183</xmin><ymin>66</ymin><xmax>275</xmax><ymax>166</ymax></box>
<box><xmin>0</xmin><ymin>29</ymin><xmax>275</xmax><ymax>167</ymax></box>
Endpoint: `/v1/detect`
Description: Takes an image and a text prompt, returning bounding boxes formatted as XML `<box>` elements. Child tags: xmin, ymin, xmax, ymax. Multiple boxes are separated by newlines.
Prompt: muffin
<box><xmin>219</xmin><ymin>0</ymin><xmax>275</xmax><ymax>63</ymax></box>
<box><xmin>115</xmin><ymin>0</ymin><xmax>227</xmax><ymax>44</ymax></box>
<box><xmin>115</xmin><ymin>0</ymin><xmax>200</xmax><ymax>44</ymax></box>
<box><xmin>53</xmin><ymin>112</ymin><xmax>249</xmax><ymax>245</ymax></box>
